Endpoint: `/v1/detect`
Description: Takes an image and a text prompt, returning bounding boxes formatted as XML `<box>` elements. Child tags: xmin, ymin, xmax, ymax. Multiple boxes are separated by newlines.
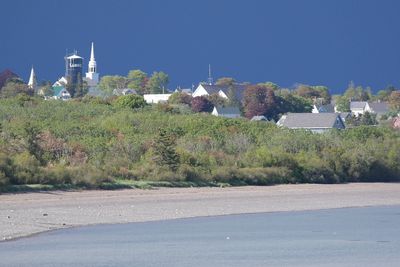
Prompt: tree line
<box><xmin>0</xmin><ymin>96</ymin><xmax>399</xmax><ymax>191</ymax></box>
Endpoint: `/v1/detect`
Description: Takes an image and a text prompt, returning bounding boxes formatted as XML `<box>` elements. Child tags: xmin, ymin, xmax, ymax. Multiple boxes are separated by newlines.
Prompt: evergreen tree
<box><xmin>153</xmin><ymin>128</ymin><xmax>180</xmax><ymax>171</ymax></box>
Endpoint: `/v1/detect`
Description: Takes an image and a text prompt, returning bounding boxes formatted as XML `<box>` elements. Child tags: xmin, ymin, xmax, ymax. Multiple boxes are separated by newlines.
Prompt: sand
<box><xmin>1</xmin><ymin>183</ymin><xmax>400</xmax><ymax>241</ymax></box>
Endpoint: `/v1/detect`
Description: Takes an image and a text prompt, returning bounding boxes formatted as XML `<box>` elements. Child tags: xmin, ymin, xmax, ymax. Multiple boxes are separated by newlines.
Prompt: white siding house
<box><xmin>144</xmin><ymin>94</ymin><xmax>171</xmax><ymax>104</ymax></box>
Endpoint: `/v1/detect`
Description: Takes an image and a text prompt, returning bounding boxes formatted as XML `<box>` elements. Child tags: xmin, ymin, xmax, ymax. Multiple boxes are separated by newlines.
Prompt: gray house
<box><xmin>368</xmin><ymin>102</ymin><xmax>390</xmax><ymax>118</ymax></box>
<box><xmin>113</xmin><ymin>88</ymin><xmax>138</xmax><ymax>96</ymax></box>
<box><xmin>212</xmin><ymin>106</ymin><xmax>241</xmax><ymax>118</ymax></box>
<box><xmin>277</xmin><ymin>113</ymin><xmax>345</xmax><ymax>133</ymax></box>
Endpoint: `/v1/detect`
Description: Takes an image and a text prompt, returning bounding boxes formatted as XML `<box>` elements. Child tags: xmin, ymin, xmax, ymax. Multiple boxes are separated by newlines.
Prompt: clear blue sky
<box><xmin>1</xmin><ymin>0</ymin><xmax>399</xmax><ymax>93</ymax></box>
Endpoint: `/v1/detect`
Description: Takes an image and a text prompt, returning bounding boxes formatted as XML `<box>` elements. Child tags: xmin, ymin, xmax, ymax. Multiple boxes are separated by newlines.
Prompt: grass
<box><xmin>0</xmin><ymin>179</ymin><xmax>228</xmax><ymax>194</ymax></box>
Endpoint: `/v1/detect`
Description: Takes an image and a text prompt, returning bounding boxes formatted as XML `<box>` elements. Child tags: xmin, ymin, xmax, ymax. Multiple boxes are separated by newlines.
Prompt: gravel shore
<box><xmin>1</xmin><ymin>183</ymin><xmax>400</xmax><ymax>241</ymax></box>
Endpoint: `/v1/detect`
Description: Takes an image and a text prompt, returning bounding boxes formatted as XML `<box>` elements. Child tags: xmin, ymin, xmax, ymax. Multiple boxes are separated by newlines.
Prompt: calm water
<box><xmin>1</xmin><ymin>206</ymin><xmax>400</xmax><ymax>267</ymax></box>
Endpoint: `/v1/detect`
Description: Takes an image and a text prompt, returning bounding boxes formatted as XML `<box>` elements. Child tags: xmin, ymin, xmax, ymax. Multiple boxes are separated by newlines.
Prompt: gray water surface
<box><xmin>1</xmin><ymin>206</ymin><xmax>399</xmax><ymax>267</ymax></box>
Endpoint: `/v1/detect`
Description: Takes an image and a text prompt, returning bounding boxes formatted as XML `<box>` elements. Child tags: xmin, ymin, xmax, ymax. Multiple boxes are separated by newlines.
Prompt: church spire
<box><xmin>90</xmin><ymin>42</ymin><xmax>95</xmax><ymax>62</ymax></box>
<box><xmin>28</xmin><ymin>66</ymin><xmax>37</xmax><ymax>89</ymax></box>
<box><xmin>85</xmin><ymin>42</ymin><xmax>99</xmax><ymax>87</ymax></box>
<box><xmin>88</xmin><ymin>42</ymin><xmax>97</xmax><ymax>73</ymax></box>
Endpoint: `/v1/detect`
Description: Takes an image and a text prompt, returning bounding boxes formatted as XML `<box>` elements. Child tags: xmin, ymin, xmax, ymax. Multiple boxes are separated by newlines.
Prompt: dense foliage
<box><xmin>0</xmin><ymin>96</ymin><xmax>399</xmax><ymax>190</ymax></box>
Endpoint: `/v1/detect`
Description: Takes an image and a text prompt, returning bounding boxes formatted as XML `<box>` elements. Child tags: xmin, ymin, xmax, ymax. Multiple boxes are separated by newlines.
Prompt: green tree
<box><xmin>215</xmin><ymin>77</ymin><xmax>236</xmax><ymax>86</ymax></box>
<box><xmin>207</xmin><ymin>93</ymin><xmax>227</xmax><ymax>107</ymax></box>
<box><xmin>226</xmin><ymin>85</ymin><xmax>241</xmax><ymax>107</ymax></box>
<box><xmin>74</xmin><ymin>75</ymin><xmax>88</xmax><ymax>98</ymax></box>
<box><xmin>1</xmin><ymin>79</ymin><xmax>32</xmax><ymax>97</ymax></box>
<box><xmin>38</xmin><ymin>82</ymin><xmax>54</xmax><ymax>97</ymax></box>
<box><xmin>153</xmin><ymin>128</ymin><xmax>180</xmax><ymax>171</ymax></box>
<box><xmin>127</xmin><ymin>69</ymin><xmax>148</xmax><ymax>95</ymax></box>
<box><xmin>98</xmin><ymin>75</ymin><xmax>129</xmax><ymax>95</ymax></box>
<box><xmin>168</xmin><ymin>92</ymin><xmax>192</xmax><ymax>105</ymax></box>
<box><xmin>113</xmin><ymin>95</ymin><xmax>147</xmax><ymax>109</ymax></box>
<box><xmin>147</xmin><ymin>71</ymin><xmax>169</xmax><ymax>94</ymax></box>
<box><xmin>277</xmin><ymin>94</ymin><xmax>312</xmax><ymax>113</ymax></box>
<box><xmin>24</xmin><ymin>123</ymin><xmax>45</xmax><ymax>165</ymax></box>
<box><xmin>258</xmin><ymin>82</ymin><xmax>280</xmax><ymax>91</ymax></box>
<box><xmin>335</xmin><ymin>96</ymin><xmax>350</xmax><ymax>112</ymax></box>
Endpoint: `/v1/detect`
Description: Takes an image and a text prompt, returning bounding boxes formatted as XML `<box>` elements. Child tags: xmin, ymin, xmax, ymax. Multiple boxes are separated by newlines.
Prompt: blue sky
<box><xmin>1</xmin><ymin>0</ymin><xmax>400</xmax><ymax>93</ymax></box>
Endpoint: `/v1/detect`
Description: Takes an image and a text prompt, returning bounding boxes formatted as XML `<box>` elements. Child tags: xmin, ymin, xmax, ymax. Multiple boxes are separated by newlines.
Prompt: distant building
<box><xmin>113</xmin><ymin>88</ymin><xmax>137</xmax><ymax>96</ymax></box>
<box><xmin>211</xmin><ymin>106</ymin><xmax>241</xmax><ymax>118</ymax></box>
<box><xmin>174</xmin><ymin>87</ymin><xmax>193</xmax><ymax>95</ymax></box>
<box><xmin>277</xmin><ymin>113</ymin><xmax>345</xmax><ymax>133</ymax></box>
<box><xmin>312</xmin><ymin>103</ymin><xmax>335</xmax><ymax>113</ymax></box>
<box><xmin>65</xmin><ymin>51</ymin><xmax>83</xmax><ymax>91</ymax></box>
<box><xmin>192</xmin><ymin>83</ymin><xmax>247</xmax><ymax>102</ymax></box>
<box><xmin>27</xmin><ymin>66</ymin><xmax>37</xmax><ymax>91</ymax></box>
<box><xmin>368</xmin><ymin>102</ymin><xmax>390</xmax><ymax>118</ymax></box>
<box><xmin>144</xmin><ymin>94</ymin><xmax>171</xmax><ymax>104</ymax></box>
<box><xmin>53</xmin><ymin>77</ymin><xmax>68</xmax><ymax>87</ymax></box>
<box><xmin>350</xmin><ymin>101</ymin><xmax>389</xmax><ymax>118</ymax></box>
<box><xmin>52</xmin><ymin>86</ymin><xmax>71</xmax><ymax>101</ymax></box>
<box><xmin>84</xmin><ymin>42</ymin><xmax>99</xmax><ymax>88</ymax></box>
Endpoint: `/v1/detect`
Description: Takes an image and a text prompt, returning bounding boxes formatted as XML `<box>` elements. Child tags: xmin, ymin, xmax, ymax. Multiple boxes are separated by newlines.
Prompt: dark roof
<box><xmin>200</xmin><ymin>83</ymin><xmax>247</xmax><ymax>100</ymax></box>
<box><xmin>315</xmin><ymin>104</ymin><xmax>335</xmax><ymax>113</ymax></box>
<box><xmin>278</xmin><ymin>113</ymin><xmax>344</xmax><ymax>129</ymax></box>
<box><xmin>368</xmin><ymin>102</ymin><xmax>389</xmax><ymax>114</ymax></box>
<box><xmin>214</xmin><ymin>106</ymin><xmax>241</xmax><ymax>115</ymax></box>
<box><xmin>350</xmin><ymin>101</ymin><xmax>367</xmax><ymax>109</ymax></box>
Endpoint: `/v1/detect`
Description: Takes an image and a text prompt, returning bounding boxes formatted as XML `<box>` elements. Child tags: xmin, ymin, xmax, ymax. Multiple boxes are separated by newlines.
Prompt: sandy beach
<box><xmin>1</xmin><ymin>183</ymin><xmax>400</xmax><ymax>241</ymax></box>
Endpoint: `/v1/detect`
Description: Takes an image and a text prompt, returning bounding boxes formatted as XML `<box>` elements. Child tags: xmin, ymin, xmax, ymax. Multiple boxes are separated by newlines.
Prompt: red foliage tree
<box><xmin>191</xmin><ymin>96</ymin><xmax>213</xmax><ymax>113</ymax></box>
<box><xmin>389</xmin><ymin>90</ymin><xmax>400</xmax><ymax>111</ymax></box>
<box><xmin>243</xmin><ymin>85</ymin><xmax>277</xmax><ymax>119</ymax></box>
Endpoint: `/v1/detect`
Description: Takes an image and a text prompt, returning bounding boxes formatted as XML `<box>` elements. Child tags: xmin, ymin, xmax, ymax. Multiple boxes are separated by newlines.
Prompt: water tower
<box><xmin>65</xmin><ymin>51</ymin><xmax>83</xmax><ymax>88</ymax></box>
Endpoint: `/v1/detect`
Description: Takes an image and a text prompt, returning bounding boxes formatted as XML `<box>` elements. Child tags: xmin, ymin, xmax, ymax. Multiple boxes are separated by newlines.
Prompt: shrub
<box><xmin>113</xmin><ymin>95</ymin><xmax>147</xmax><ymax>109</ymax></box>
<box><xmin>191</xmin><ymin>96</ymin><xmax>213</xmax><ymax>113</ymax></box>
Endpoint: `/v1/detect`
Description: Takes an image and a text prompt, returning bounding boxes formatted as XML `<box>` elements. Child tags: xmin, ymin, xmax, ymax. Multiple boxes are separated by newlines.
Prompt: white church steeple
<box><xmin>85</xmin><ymin>42</ymin><xmax>99</xmax><ymax>87</ymax></box>
<box><xmin>28</xmin><ymin>66</ymin><xmax>37</xmax><ymax>90</ymax></box>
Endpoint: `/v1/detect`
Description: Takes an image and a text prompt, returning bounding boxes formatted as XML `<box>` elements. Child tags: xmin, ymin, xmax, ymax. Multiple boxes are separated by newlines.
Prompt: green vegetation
<box><xmin>0</xmin><ymin>95</ymin><xmax>399</xmax><ymax>192</ymax></box>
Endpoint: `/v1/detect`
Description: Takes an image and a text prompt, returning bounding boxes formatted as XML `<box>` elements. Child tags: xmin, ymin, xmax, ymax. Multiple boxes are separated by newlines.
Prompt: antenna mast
<box><xmin>208</xmin><ymin>64</ymin><xmax>213</xmax><ymax>85</ymax></box>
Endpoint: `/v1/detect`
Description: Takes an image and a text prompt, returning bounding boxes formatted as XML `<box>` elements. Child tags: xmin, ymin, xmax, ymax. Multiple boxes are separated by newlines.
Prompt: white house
<box><xmin>277</xmin><ymin>113</ymin><xmax>345</xmax><ymax>133</ymax></box>
<box><xmin>53</xmin><ymin>77</ymin><xmax>68</xmax><ymax>87</ymax></box>
<box><xmin>51</xmin><ymin>86</ymin><xmax>71</xmax><ymax>101</ymax></box>
<box><xmin>350</xmin><ymin>101</ymin><xmax>389</xmax><ymax>117</ymax></box>
<box><xmin>144</xmin><ymin>94</ymin><xmax>171</xmax><ymax>104</ymax></box>
<box><xmin>192</xmin><ymin>83</ymin><xmax>246</xmax><ymax>101</ymax></box>
<box><xmin>350</xmin><ymin>101</ymin><xmax>371</xmax><ymax>116</ymax></box>
<box><xmin>212</xmin><ymin>106</ymin><xmax>241</xmax><ymax>118</ymax></box>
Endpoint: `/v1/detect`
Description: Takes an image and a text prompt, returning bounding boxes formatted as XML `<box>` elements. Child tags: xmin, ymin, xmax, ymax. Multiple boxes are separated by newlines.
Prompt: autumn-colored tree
<box><xmin>243</xmin><ymin>85</ymin><xmax>277</xmax><ymax>119</ymax></box>
<box><xmin>295</xmin><ymin>84</ymin><xmax>331</xmax><ymax>104</ymax></box>
<box><xmin>389</xmin><ymin>90</ymin><xmax>400</xmax><ymax>111</ymax></box>
<box><xmin>191</xmin><ymin>96</ymin><xmax>213</xmax><ymax>113</ymax></box>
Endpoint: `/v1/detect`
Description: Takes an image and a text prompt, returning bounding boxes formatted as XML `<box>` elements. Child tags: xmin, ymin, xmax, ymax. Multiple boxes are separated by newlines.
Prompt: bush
<box><xmin>113</xmin><ymin>95</ymin><xmax>147</xmax><ymax>109</ymax></box>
